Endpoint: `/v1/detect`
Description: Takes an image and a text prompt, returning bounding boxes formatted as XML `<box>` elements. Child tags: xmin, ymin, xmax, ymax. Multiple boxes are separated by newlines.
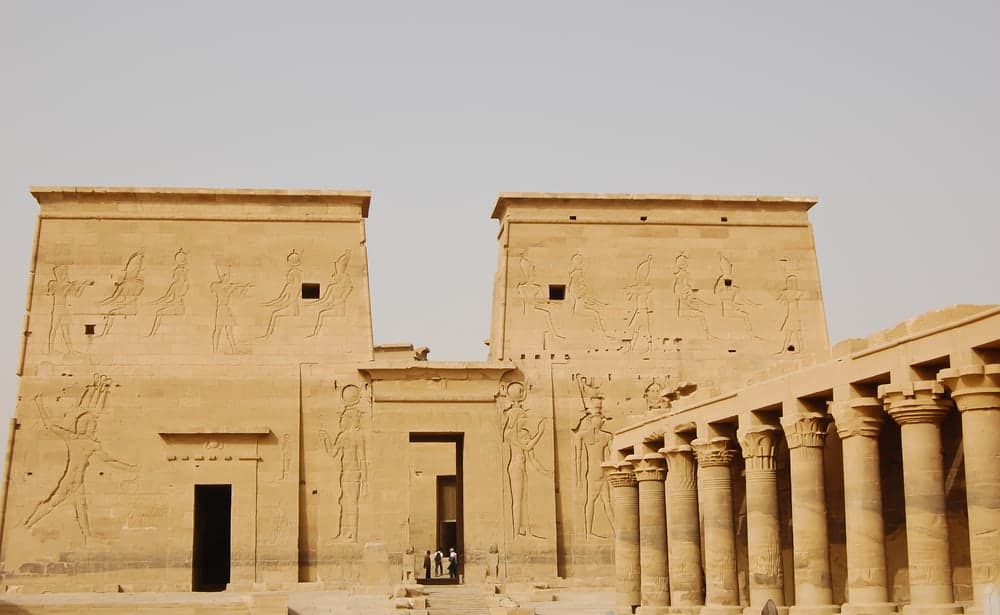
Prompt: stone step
<box><xmin>425</xmin><ymin>586</ymin><xmax>491</xmax><ymax>615</ymax></box>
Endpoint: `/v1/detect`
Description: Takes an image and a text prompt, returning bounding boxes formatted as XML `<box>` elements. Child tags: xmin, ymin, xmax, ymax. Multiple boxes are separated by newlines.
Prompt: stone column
<box><xmin>782</xmin><ymin>413</ymin><xmax>838</xmax><ymax>615</ymax></box>
<box><xmin>879</xmin><ymin>380</ymin><xmax>961</xmax><ymax>615</ymax></box>
<box><xmin>692</xmin><ymin>437</ymin><xmax>741</xmax><ymax>615</ymax></box>
<box><xmin>830</xmin><ymin>398</ymin><xmax>896</xmax><ymax>615</ymax></box>
<box><xmin>738</xmin><ymin>426</ymin><xmax>785</xmax><ymax>614</ymax></box>
<box><xmin>628</xmin><ymin>453</ymin><xmax>670</xmax><ymax>614</ymax></box>
<box><xmin>938</xmin><ymin>364</ymin><xmax>1000</xmax><ymax>608</ymax></box>
<box><xmin>662</xmin><ymin>445</ymin><xmax>705</xmax><ymax>610</ymax></box>
<box><xmin>604</xmin><ymin>460</ymin><xmax>642</xmax><ymax>615</ymax></box>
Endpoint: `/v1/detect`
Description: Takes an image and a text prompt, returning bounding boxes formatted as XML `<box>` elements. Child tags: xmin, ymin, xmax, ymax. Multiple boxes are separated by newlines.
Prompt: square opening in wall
<box><xmin>84</xmin><ymin>324</ymin><xmax>96</xmax><ymax>335</ymax></box>
<box><xmin>301</xmin><ymin>283</ymin><xmax>321</xmax><ymax>299</ymax></box>
<box><xmin>548</xmin><ymin>285</ymin><xmax>566</xmax><ymax>301</ymax></box>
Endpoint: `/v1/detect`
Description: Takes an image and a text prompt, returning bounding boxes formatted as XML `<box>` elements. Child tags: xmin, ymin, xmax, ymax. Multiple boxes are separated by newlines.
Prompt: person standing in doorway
<box><xmin>423</xmin><ymin>550</ymin><xmax>432</xmax><ymax>580</ymax></box>
<box><xmin>448</xmin><ymin>547</ymin><xmax>459</xmax><ymax>580</ymax></box>
<box><xmin>434</xmin><ymin>548</ymin><xmax>443</xmax><ymax>577</ymax></box>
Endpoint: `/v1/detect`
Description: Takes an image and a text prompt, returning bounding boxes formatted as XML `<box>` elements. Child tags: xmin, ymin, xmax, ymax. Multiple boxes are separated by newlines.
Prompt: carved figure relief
<box><xmin>515</xmin><ymin>254</ymin><xmax>563</xmax><ymax>342</ymax></box>
<box><xmin>623</xmin><ymin>255</ymin><xmax>654</xmax><ymax>355</ymax></box>
<box><xmin>567</xmin><ymin>253</ymin><xmax>610</xmax><ymax>335</ymax></box>
<box><xmin>260</xmin><ymin>251</ymin><xmax>302</xmax><ymax>339</ymax></box>
<box><xmin>46</xmin><ymin>265</ymin><xmax>93</xmax><ymax>354</ymax></box>
<box><xmin>210</xmin><ymin>265</ymin><xmax>252</xmax><ymax>353</ymax></box>
<box><xmin>713</xmin><ymin>255</ymin><xmax>760</xmax><ymax>337</ymax></box>
<box><xmin>307</xmin><ymin>250</ymin><xmax>354</xmax><ymax>338</ymax></box>
<box><xmin>643</xmin><ymin>377</ymin><xmax>696</xmax><ymax>414</ymax></box>
<box><xmin>672</xmin><ymin>252</ymin><xmax>714</xmax><ymax>339</ymax></box>
<box><xmin>146</xmin><ymin>249</ymin><xmax>189</xmax><ymax>337</ymax></box>
<box><xmin>776</xmin><ymin>272</ymin><xmax>804</xmax><ymax>354</ymax></box>
<box><xmin>24</xmin><ymin>374</ymin><xmax>136</xmax><ymax>541</ymax></box>
<box><xmin>98</xmin><ymin>250</ymin><xmax>145</xmax><ymax>336</ymax></box>
<box><xmin>319</xmin><ymin>384</ymin><xmax>367</xmax><ymax>541</ymax></box>
<box><xmin>571</xmin><ymin>375</ymin><xmax>614</xmax><ymax>539</ymax></box>
<box><xmin>496</xmin><ymin>381</ymin><xmax>550</xmax><ymax>539</ymax></box>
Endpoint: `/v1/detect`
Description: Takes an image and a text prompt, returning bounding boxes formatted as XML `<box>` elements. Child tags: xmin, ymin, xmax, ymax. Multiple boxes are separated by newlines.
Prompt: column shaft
<box><xmin>939</xmin><ymin>364</ymin><xmax>1000</xmax><ymax>603</ymax></box>
<box><xmin>693</xmin><ymin>437</ymin><xmax>740</xmax><ymax>609</ymax></box>
<box><xmin>783</xmin><ymin>413</ymin><xmax>836</xmax><ymax>611</ymax></box>
<box><xmin>629</xmin><ymin>454</ymin><xmax>669</xmax><ymax>611</ymax></box>
<box><xmin>831</xmin><ymin>399</ymin><xmax>894</xmax><ymax>615</ymax></box>
<box><xmin>662</xmin><ymin>445</ymin><xmax>705</xmax><ymax>607</ymax></box>
<box><xmin>606</xmin><ymin>462</ymin><xmax>641</xmax><ymax>613</ymax></box>
<box><xmin>739</xmin><ymin>426</ymin><xmax>784</xmax><ymax>608</ymax></box>
<box><xmin>881</xmin><ymin>380</ymin><xmax>961</xmax><ymax>615</ymax></box>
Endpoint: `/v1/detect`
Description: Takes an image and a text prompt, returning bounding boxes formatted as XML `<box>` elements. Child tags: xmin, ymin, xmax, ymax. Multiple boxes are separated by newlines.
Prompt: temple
<box><xmin>0</xmin><ymin>187</ymin><xmax>995</xmax><ymax>615</ymax></box>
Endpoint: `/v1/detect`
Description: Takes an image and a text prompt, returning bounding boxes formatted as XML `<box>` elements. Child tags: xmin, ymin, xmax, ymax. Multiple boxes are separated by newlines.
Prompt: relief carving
<box><xmin>210</xmin><ymin>265</ymin><xmax>252</xmax><ymax>353</ymax></box>
<box><xmin>46</xmin><ymin>265</ymin><xmax>93</xmax><ymax>354</ymax></box>
<box><xmin>98</xmin><ymin>250</ymin><xmax>145</xmax><ymax>336</ymax></box>
<box><xmin>571</xmin><ymin>375</ymin><xmax>614</xmax><ymax>539</ymax></box>
<box><xmin>713</xmin><ymin>255</ymin><xmax>760</xmax><ymax>338</ymax></box>
<box><xmin>260</xmin><ymin>250</ymin><xmax>302</xmax><ymax>339</ymax></box>
<box><xmin>776</xmin><ymin>259</ymin><xmax>805</xmax><ymax>354</ymax></box>
<box><xmin>146</xmin><ymin>249</ymin><xmax>189</xmax><ymax>337</ymax></box>
<box><xmin>307</xmin><ymin>249</ymin><xmax>354</xmax><ymax>338</ymax></box>
<box><xmin>515</xmin><ymin>254</ymin><xmax>563</xmax><ymax>343</ymax></box>
<box><xmin>24</xmin><ymin>374</ymin><xmax>136</xmax><ymax>541</ymax></box>
<box><xmin>567</xmin><ymin>253</ymin><xmax>610</xmax><ymax>336</ymax></box>
<box><xmin>496</xmin><ymin>381</ymin><xmax>549</xmax><ymax>539</ymax></box>
<box><xmin>623</xmin><ymin>255</ymin><xmax>654</xmax><ymax>355</ymax></box>
<box><xmin>319</xmin><ymin>384</ymin><xmax>367</xmax><ymax>541</ymax></box>
<box><xmin>672</xmin><ymin>252</ymin><xmax>715</xmax><ymax>340</ymax></box>
<box><xmin>643</xmin><ymin>377</ymin><xmax>697</xmax><ymax>414</ymax></box>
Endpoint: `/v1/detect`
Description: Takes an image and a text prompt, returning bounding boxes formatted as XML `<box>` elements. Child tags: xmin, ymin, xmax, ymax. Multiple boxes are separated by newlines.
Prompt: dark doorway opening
<box><xmin>192</xmin><ymin>484</ymin><xmax>232</xmax><ymax>592</ymax></box>
<box><xmin>411</xmin><ymin>433</ymin><xmax>464</xmax><ymax>584</ymax></box>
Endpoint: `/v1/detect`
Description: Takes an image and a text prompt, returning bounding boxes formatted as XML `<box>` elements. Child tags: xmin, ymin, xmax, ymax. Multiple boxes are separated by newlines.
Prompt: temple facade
<box><xmin>0</xmin><ymin>187</ymin><xmax>995</xmax><ymax>615</ymax></box>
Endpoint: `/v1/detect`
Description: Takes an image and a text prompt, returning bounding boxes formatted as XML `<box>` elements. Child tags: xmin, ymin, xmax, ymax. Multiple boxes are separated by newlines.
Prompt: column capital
<box><xmin>938</xmin><ymin>363</ymin><xmax>1000</xmax><ymax>412</ymax></box>
<box><xmin>781</xmin><ymin>412</ymin><xmax>829</xmax><ymax>449</ymax></box>
<box><xmin>602</xmin><ymin>460</ymin><xmax>637</xmax><ymax>488</ymax></box>
<box><xmin>691</xmin><ymin>436</ymin><xmax>735</xmax><ymax>467</ymax></box>
<box><xmin>878</xmin><ymin>380</ymin><xmax>952</xmax><ymax>425</ymax></box>
<box><xmin>738</xmin><ymin>425</ymin><xmax>779</xmax><ymax>470</ymax></box>
<box><xmin>625</xmin><ymin>453</ymin><xmax>667</xmax><ymax>482</ymax></box>
<box><xmin>830</xmin><ymin>397</ymin><xmax>884</xmax><ymax>439</ymax></box>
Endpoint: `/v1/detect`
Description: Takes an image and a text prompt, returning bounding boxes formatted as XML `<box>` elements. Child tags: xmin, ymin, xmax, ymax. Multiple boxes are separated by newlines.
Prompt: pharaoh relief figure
<box><xmin>623</xmin><ymin>255</ymin><xmax>654</xmax><ymax>355</ymax></box>
<box><xmin>46</xmin><ymin>265</ymin><xmax>93</xmax><ymax>354</ymax></box>
<box><xmin>713</xmin><ymin>255</ymin><xmax>760</xmax><ymax>338</ymax></box>
<box><xmin>319</xmin><ymin>384</ymin><xmax>367</xmax><ymax>541</ymax></box>
<box><xmin>24</xmin><ymin>374</ymin><xmax>135</xmax><ymax>541</ymax></box>
<box><xmin>260</xmin><ymin>250</ymin><xmax>302</xmax><ymax>339</ymax></box>
<box><xmin>515</xmin><ymin>253</ymin><xmax>563</xmax><ymax>343</ymax></box>
<box><xmin>496</xmin><ymin>381</ymin><xmax>550</xmax><ymax>539</ymax></box>
<box><xmin>98</xmin><ymin>250</ymin><xmax>145</xmax><ymax>336</ymax></box>
<box><xmin>210</xmin><ymin>265</ymin><xmax>252</xmax><ymax>354</ymax></box>
<box><xmin>147</xmin><ymin>249</ymin><xmax>189</xmax><ymax>337</ymax></box>
<box><xmin>567</xmin><ymin>253</ymin><xmax>610</xmax><ymax>336</ymax></box>
<box><xmin>672</xmin><ymin>252</ymin><xmax>715</xmax><ymax>340</ymax></box>
<box><xmin>307</xmin><ymin>249</ymin><xmax>354</xmax><ymax>338</ymax></box>
<box><xmin>571</xmin><ymin>375</ymin><xmax>614</xmax><ymax>539</ymax></box>
<box><xmin>776</xmin><ymin>259</ymin><xmax>805</xmax><ymax>354</ymax></box>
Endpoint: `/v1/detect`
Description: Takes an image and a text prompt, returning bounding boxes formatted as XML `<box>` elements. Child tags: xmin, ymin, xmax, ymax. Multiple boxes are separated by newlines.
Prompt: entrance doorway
<box><xmin>192</xmin><ymin>484</ymin><xmax>232</xmax><ymax>591</ymax></box>
<box><xmin>409</xmin><ymin>434</ymin><xmax>463</xmax><ymax>583</ymax></box>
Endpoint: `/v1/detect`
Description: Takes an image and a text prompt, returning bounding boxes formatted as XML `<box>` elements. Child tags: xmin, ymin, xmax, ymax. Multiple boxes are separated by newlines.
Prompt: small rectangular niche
<box><xmin>84</xmin><ymin>324</ymin><xmax>96</xmax><ymax>335</ymax></box>
<box><xmin>301</xmin><ymin>283</ymin><xmax>320</xmax><ymax>299</ymax></box>
<box><xmin>548</xmin><ymin>284</ymin><xmax>566</xmax><ymax>300</ymax></box>
<box><xmin>568</xmin><ymin>215</ymin><xmax>577</xmax><ymax>221</ymax></box>
<box><xmin>640</xmin><ymin>216</ymin><xmax>648</xmax><ymax>221</ymax></box>
<box><xmin>724</xmin><ymin>279</ymin><xmax>733</xmax><ymax>287</ymax></box>
<box><xmin>720</xmin><ymin>216</ymin><xmax>729</xmax><ymax>222</ymax></box>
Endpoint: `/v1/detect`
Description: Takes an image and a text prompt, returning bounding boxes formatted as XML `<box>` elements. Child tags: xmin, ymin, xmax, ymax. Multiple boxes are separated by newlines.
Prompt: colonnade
<box><xmin>605</xmin><ymin>366</ymin><xmax>1000</xmax><ymax>615</ymax></box>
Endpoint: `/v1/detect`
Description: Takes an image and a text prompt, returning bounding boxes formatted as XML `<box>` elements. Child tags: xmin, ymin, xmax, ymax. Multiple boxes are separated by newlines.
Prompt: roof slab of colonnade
<box><xmin>612</xmin><ymin>304</ymin><xmax>1000</xmax><ymax>453</ymax></box>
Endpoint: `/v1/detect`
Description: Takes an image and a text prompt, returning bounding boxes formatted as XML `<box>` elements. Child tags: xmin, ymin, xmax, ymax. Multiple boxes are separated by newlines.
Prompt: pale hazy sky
<box><xmin>0</xmin><ymin>2</ymin><xmax>997</xmax><ymax>425</ymax></box>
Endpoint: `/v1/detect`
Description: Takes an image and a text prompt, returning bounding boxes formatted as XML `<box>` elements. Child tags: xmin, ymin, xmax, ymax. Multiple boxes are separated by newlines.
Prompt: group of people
<box><xmin>422</xmin><ymin>547</ymin><xmax>459</xmax><ymax>580</ymax></box>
